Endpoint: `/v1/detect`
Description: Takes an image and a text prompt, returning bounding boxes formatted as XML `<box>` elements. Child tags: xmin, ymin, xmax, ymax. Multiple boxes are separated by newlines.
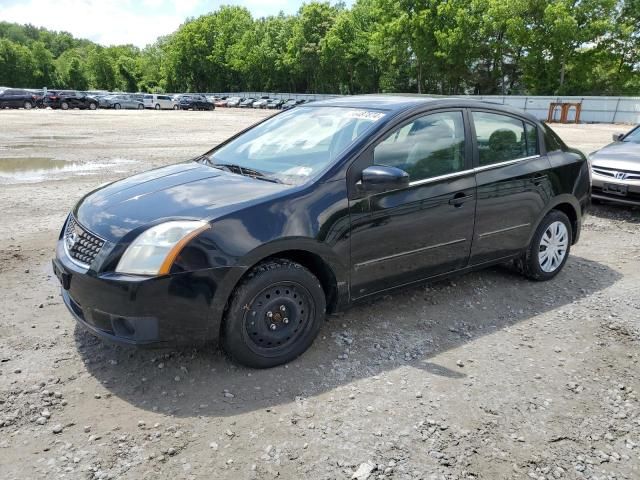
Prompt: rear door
<box><xmin>349</xmin><ymin>109</ymin><xmax>476</xmax><ymax>298</ymax></box>
<box><xmin>469</xmin><ymin>109</ymin><xmax>552</xmax><ymax>264</ymax></box>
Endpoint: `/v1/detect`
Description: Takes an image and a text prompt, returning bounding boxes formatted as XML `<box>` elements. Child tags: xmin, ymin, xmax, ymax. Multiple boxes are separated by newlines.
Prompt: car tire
<box><xmin>173</xmin><ymin>105</ymin><xmax>179</xmax><ymax>110</ymax></box>
<box><xmin>138</xmin><ymin>104</ymin><xmax>144</xmax><ymax>110</ymax></box>
<box><xmin>61</xmin><ymin>102</ymin><xmax>69</xmax><ymax>110</ymax></box>
<box><xmin>519</xmin><ymin>210</ymin><xmax>572</xmax><ymax>281</ymax></box>
<box><xmin>114</xmin><ymin>103</ymin><xmax>121</xmax><ymax>110</ymax></box>
<box><xmin>222</xmin><ymin>259</ymin><xmax>326</xmax><ymax>368</ymax></box>
<box><xmin>24</xmin><ymin>100</ymin><xmax>33</xmax><ymax>110</ymax></box>
<box><xmin>155</xmin><ymin>104</ymin><xmax>160</xmax><ymax>110</ymax></box>
<box><xmin>89</xmin><ymin>102</ymin><xmax>97</xmax><ymax>110</ymax></box>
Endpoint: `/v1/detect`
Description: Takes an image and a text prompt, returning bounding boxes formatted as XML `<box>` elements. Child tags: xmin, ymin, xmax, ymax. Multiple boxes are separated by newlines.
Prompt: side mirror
<box><xmin>612</xmin><ymin>133</ymin><xmax>625</xmax><ymax>142</ymax></box>
<box><xmin>359</xmin><ymin>165</ymin><xmax>409</xmax><ymax>193</ymax></box>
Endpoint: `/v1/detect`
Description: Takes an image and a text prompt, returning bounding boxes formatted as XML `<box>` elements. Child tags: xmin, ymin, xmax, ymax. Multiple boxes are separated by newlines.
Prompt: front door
<box><xmin>349</xmin><ymin>110</ymin><xmax>477</xmax><ymax>299</ymax></box>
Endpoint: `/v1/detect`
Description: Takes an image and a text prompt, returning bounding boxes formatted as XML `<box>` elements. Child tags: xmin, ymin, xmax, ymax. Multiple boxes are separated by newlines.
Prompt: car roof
<box><xmin>305</xmin><ymin>94</ymin><xmax>539</xmax><ymax>122</ymax></box>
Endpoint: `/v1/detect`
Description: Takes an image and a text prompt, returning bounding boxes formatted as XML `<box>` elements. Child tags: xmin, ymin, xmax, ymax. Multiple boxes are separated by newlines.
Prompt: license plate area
<box><xmin>603</xmin><ymin>183</ymin><xmax>628</xmax><ymax>196</ymax></box>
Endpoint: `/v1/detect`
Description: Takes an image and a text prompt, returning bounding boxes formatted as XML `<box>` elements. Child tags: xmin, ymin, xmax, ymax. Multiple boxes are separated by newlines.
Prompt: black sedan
<box><xmin>53</xmin><ymin>95</ymin><xmax>590</xmax><ymax>368</ymax></box>
<box><xmin>590</xmin><ymin>125</ymin><xmax>640</xmax><ymax>206</ymax></box>
<box><xmin>46</xmin><ymin>91</ymin><xmax>99</xmax><ymax>110</ymax></box>
<box><xmin>178</xmin><ymin>95</ymin><xmax>214</xmax><ymax>111</ymax></box>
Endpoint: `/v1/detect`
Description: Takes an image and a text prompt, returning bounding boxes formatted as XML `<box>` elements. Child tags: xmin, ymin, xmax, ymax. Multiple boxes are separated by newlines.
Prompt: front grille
<box><xmin>592</xmin><ymin>166</ymin><xmax>640</xmax><ymax>181</ymax></box>
<box><xmin>64</xmin><ymin>215</ymin><xmax>105</xmax><ymax>267</ymax></box>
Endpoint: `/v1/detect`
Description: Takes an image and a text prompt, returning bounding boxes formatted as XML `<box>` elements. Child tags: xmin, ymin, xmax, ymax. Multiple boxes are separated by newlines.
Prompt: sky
<box><xmin>0</xmin><ymin>0</ymin><xmax>344</xmax><ymax>48</ymax></box>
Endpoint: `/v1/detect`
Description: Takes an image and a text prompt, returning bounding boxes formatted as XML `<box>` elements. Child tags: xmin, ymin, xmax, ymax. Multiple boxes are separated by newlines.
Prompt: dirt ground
<box><xmin>0</xmin><ymin>109</ymin><xmax>638</xmax><ymax>480</ymax></box>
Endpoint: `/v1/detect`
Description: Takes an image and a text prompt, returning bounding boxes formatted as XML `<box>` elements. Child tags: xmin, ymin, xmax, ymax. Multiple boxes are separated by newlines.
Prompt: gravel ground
<box><xmin>0</xmin><ymin>109</ymin><xmax>638</xmax><ymax>480</ymax></box>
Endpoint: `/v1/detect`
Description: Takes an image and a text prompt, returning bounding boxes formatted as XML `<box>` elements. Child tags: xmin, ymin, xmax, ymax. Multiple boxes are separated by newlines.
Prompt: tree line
<box><xmin>1</xmin><ymin>0</ymin><xmax>638</xmax><ymax>96</ymax></box>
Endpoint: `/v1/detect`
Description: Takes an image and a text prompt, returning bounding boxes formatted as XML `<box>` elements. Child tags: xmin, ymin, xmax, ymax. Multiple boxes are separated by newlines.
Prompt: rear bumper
<box><xmin>53</xmin><ymin>241</ymin><xmax>242</xmax><ymax>347</ymax></box>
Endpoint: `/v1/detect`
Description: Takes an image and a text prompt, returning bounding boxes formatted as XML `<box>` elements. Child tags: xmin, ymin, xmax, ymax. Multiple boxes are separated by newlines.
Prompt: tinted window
<box><xmin>374</xmin><ymin>111</ymin><xmax>466</xmax><ymax>182</ymax></box>
<box><xmin>473</xmin><ymin>111</ymin><xmax>527</xmax><ymax>166</ymax></box>
<box><xmin>159</xmin><ymin>95</ymin><xmax>170</xmax><ymax>100</ymax></box>
<box><xmin>525</xmin><ymin>123</ymin><xmax>539</xmax><ymax>156</ymax></box>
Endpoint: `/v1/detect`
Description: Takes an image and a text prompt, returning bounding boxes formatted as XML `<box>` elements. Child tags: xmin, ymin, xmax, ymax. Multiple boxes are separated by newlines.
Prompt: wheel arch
<box><xmin>214</xmin><ymin>248</ymin><xmax>342</xmax><ymax>341</ymax></box>
<box><xmin>530</xmin><ymin>195</ymin><xmax>581</xmax><ymax>246</ymax></box>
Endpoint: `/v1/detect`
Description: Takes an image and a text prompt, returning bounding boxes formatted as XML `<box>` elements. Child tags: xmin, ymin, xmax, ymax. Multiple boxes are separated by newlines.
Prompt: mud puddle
<box><xmin>0</xmin><ymin>157</ymin><xmax>137</xmax><ymax>184</ymax></box>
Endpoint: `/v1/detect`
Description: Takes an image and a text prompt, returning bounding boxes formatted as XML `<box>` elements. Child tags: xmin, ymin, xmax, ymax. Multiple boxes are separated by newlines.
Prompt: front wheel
<box><xmin>24</xmin><ymin>101</ymin><xmax>33</xmax><ymax>109</ymax></box>
<box><xmin>155</xmin><ymin>104</ymin><xmax>160</xmax><ymax>110</ymax></box>
<box><xmin>222</xmin><ymin>259</ymin><xmax>326</xmax><ymax>368</ymax></box>
<box><xmin>138</xmin><ymin>103</ymin><xmax>144</xmax><ymax>110</ymax></box>
<box><xmin>89</xmin><ymin>102</ymin><xmax>97</xmax><ymax>110</ymax></box>
<box><xmin>61</xmin><ymin>101</ymin><xmax>69</xmax><ymax>110</ymax></box>
<box><xmin>519</xmin><ymin>210</ymin><xmax>572</xmax><ymax>281</ymax></box>
<box><xmin>114</xmin><ymin>103</ymin><xmax>121</xmax><ymax>110</ymax></box>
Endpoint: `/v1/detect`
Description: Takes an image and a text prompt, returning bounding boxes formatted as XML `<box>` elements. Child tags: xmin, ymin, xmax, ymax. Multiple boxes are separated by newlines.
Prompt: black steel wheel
<box><xmin>222</xmin><ymin>259</ymin><xmax>326</xmax><ymax>368</ymax></box>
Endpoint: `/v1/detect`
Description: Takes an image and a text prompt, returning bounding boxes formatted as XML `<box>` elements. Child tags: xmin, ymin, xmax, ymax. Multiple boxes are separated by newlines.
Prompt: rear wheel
<box><xmin>173</xmin><ymin>105</ymin><xmax>179</xmax><ymax>110</ymax></box>
<box><xmin>155</xmin><ymin>104</ymin><xmax>160</xmax><ymax>110</ymax></box>
<box><xmin>61</xmin><ymin>101</ymin><xmax>69</xmax><ymax>110</ymax></box>
<box><xmin>88</xmin><ymin>102</ymin><xmax>97</xmax><ymax>110</ymax></box>
<box><xmin>519</xmin><ymin>210</ymin><xmax>572</xmax><ymax>281</ymax></box>
<box><xmin>222</xmin><ymin>259</ymin><xmax>326</xmax><ymax>368</ymax></box>
<box><xmin>114</xmin><ymin>103</ymin><xmax>121</xmax><ymax>110</ymax></box>
<box><xmin>23</xmin><ymin>100</ymin><xmax>33</xmax><ymax>109</ymax></box>
<box><xmin>138</xmin><ymin>103</ymin><xmax>144</xmax><ymax>110</ymax></box>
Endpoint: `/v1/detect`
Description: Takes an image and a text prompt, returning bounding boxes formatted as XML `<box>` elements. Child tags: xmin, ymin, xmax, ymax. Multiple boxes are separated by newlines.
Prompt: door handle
<box><xmin>448</xmin><ymin>193</ymin><xmax>473</xmax><ymax>207</ymax></box>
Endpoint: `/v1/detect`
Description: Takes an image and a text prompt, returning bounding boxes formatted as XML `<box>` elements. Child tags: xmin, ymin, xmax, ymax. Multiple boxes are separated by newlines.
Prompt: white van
<box><xmin>143</xmin><ymin>94</ymin><xmax>177</xmax><ymax>110</ymax></box>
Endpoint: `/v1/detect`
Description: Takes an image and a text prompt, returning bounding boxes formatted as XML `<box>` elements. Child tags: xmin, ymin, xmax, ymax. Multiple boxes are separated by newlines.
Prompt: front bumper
<box><xmin>591</xmin><ymin>175</ymin><xmax>640</xmax><ymax>206</ymax></box>
<box><xmin>53</xmin><ymin>240</ymin><xmax>241</xmax><ymax>347</ymax></box>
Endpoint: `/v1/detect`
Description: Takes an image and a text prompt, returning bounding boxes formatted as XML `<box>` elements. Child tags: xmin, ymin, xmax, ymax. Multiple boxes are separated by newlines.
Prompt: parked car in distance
<box><xmin>214</xmin><ymin>97</ymin><xmax>229</xmax><ymax>108</ymax></box>
<box><xmin>266</xmin><ymin>99</ymin><xmax>284</xmax><ymax>110</ymax></box>
<box><xmin>100</xmin><ymin>94</ymin><xmax>144</xmax><ymax>110</ymax></box>
<box><xmin>589</xmin><ymin>124</ymin><xmax>640</xmax><ymax>206</ymax></box>
<box><xmin>0</xmin><ymin>88</ymin><xmax>40</xmax><ymax>109</ymax></box>
<box><xmin>143</xmin><ymin>94</ymin><xmax>175</xmax><ymax>110</ymax></box>
<box><xmin>46</xmin><ymin>91</ymin><xmax>99</xmax><ymax>110</ymax></box>
<box><xmin>252</xmin><ymin>98</ymin><xmax>269</xmax><ymax>109</ymax></box>
<box><xmin>178</xmin><ymin>94</ymin><xmax>214</xmax><ymax>111</ymax></box>
<box><xmin>239</xmin><ymin>98</ymin><xmax>255</xmax><ymax>108</ymax></box>
<box><xmin>53</xmin><ymin>95</ymin><xmax>589</xmax><ymax>368</ymax></box>
<box><xmin>226</xmin><ymin>96</ymin><xmax>244</xmax><ymax>108</ymax></box>
<box><xmin>281</xmin><ymin>99</ymin><xmax>304</xmax><ymax>110</ymax></box>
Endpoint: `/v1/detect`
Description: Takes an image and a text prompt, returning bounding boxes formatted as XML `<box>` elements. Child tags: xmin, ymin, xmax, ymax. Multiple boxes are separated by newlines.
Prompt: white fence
<box><xmin>462</xmin><ymin>95</ymin><xmax>640</xmax><ymax>124</ymax></box>
<box><xmin>210</xmin><ymin>92</ymin><xmax>640</xmax><ymax>124</ymax></box>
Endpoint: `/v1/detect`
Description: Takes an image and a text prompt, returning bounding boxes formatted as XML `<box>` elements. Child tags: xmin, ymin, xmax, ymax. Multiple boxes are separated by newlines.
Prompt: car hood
<box><xmin>591</xmin><ymin>142</ymin><xmax>640</xmax><ymax>171</ymax></box>
<box><xmin>74</xmin><ymin>162</ymin><xmax>289</xmax><ymax>242</ymax></box>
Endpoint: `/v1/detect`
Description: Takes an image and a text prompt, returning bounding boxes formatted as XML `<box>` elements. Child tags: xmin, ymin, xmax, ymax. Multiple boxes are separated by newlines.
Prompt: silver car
<box><xmin>590</xmin><ymin>125</ymin><xmax>640</xmax><ymax>206</ymax></box>
<box><xmin>101</xmin><ymin>94</ymin><xmax>145</xmax><ymax>110</ymax></box>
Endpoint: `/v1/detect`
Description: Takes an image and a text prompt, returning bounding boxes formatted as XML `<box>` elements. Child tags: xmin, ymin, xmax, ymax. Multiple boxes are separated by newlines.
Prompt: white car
<box><xmin>143</xmin><ymin>94</ymin><xmax>177</xmax><ymax>110</ymax></box>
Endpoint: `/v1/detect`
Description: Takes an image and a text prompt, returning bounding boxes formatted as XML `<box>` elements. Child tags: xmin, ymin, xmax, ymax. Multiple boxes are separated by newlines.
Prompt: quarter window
<box><xmin>373</xmin><ymin>111</ymin><xmax>466</xmax><ymax>182</ymax></box>
<box><xmin>472</xmin><ymin>111</ymin><xmax>534</xmax><ymax>166</ymax></box>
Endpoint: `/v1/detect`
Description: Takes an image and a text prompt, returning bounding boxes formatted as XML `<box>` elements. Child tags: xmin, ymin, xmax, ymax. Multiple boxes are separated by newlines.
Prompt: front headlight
<box><xmin>115</xmin><ymin>221</ymin><xmax>209</xmax><ymax>276</ymax></box>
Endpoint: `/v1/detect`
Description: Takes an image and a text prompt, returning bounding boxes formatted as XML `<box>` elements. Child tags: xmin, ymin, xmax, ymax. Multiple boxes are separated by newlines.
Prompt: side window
<box><xmin>472</xmin><ymin>111</ymin><xmax>528</xmax><ymax>166</ymax></box>
<box><xmin>525</xmin><ymin>123</ymin><xmax>539</xmax><ymax>156</ymax></box>
<box><xmin>373</xmin><ymin>111</ymin><xmax>466</xmax><ymax>182</ymax></box>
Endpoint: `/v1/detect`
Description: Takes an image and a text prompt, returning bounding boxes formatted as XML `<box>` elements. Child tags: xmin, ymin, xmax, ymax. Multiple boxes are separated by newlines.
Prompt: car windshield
<box><xmin>622</xmin><ymin>127</ymin><xmax>640</xmax><ymax>143</ymax></box>
<box><xmin>204</xmin><ymin>106</ymin><xmax>386</xmax><ymax>185</ymax></box>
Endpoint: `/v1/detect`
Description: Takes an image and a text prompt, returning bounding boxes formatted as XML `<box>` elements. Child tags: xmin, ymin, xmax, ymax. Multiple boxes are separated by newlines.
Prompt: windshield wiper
<box><xmin>194</xmin><ymin>155</ymin><xmax>283</xmax><ymax>184</ymax></box>
<box><xmin>210</xmin><ymin>162</ymin><xmax>283</xmax><ymax>184</ymax></box>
